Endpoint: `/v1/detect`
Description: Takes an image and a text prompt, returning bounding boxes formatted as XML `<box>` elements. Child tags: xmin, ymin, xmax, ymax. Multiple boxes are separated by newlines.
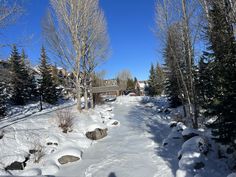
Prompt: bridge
<box><xmin>92</xmin><ymin>85</ymin><xmax>121</xmax><ymax>96</ymax></box>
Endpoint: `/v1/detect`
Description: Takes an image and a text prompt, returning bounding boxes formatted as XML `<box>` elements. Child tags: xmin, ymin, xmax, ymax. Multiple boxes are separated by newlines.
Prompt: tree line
<box><xmin>0</xmin><ymin>0</ymin><xmax>110</xmax><ymax>116</ymax></box>
<box><xmin>152</xmin><ymin>0</ymin><xmax>236</xmax><ymax>147</ymax></box>
<box><xmin>0</xmin><ymin>46</ymin><xmax>60</xmax><ymax>118</ymax></box>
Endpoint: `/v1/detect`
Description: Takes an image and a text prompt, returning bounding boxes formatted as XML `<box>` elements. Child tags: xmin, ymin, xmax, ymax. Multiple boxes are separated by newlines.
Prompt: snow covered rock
<box><xmin>86</xmin><ymin>128</ymin><xmax>108</xmax><ymax>140</ymax></box>
<box><xmin>178</xmin><ymin>136</ymin><xmax>209</xmax><ymax>171</ymax></box>
<box><xmin>163</xmin><ymin>122</ymin><xmax>185</xmax><ymax>147</ymax></box>
<box><xmin>227</xmin><ymin>173</ymin><xmax>236</xmax><ymax>177</ymax></box>
<box><xmin>58</xmin><ymin>155</ymin><xmax>80</xmax><ymax>165</ymax></box>
<box><xmin>5</xmin><ymin>161</ymin><xmax>25</xmax><ymax>171</ymax></box>
<box><xmin>176</xmin><ymin>169</ymin><xmax>194</xmax><ymax>177</ymax></box>
<box><xmin>169</xmin><ymin>121</ymin><xmax>178</xmax><ymax>128</ymax></box>
<box><xmin>145</xmin><ymin>102</ymin><xmax>155</xmax><ymax>108</ymax></box>
<box><xmin>193</xmin><ymin>162</ymin><xmax>205</xmax><ymax>170</ymax></box>
<box><xmin>112</xmin><ymin>121</ymin><xmax>119</xmax><ymax>126</ymax></box>
<box><xmin>182</xmin><ymin>128</ymin><xmax>201</xmax><ymax>141</ymax></box>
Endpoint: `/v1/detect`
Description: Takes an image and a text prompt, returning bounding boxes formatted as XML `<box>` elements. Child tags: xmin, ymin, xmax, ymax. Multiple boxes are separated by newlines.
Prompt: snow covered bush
<box><xmin>56</xmin><ymin>108</ymin><xmax>74</xmax><ymax>133</ymax></box>
<box><xmin>31</xmin><ymin>144</ymin><xmax>45</xmax><ymax>163</ymax></box>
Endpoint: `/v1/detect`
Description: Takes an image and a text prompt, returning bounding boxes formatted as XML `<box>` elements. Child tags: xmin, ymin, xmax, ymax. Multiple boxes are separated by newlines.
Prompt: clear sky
<box><xmin>0</xmin><ymin>0</ymin><xmax>163</xmax><ymax>80</ymax></box>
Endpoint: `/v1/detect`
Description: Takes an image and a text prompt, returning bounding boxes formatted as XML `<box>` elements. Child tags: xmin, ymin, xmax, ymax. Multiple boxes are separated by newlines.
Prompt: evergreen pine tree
<box><xmin>195</xmin><ymin>53</ymin><xmax>215</xmax><ymax>111</ymax></box>
<box><xmin>127</xmin><ymin>78</ymin><xmax>135</xmax><ymax>91</ymax></box>
<box><xmin>9</xmin><ymin>45</ymin><xmax>27</xmax><ymax>105</ymax></box>
<box><xmin>205</xmin><ymin>1</ymin><xmax>236</xmax><ymax>145</ymax></box>
<box><xmin>148</xmin><ymin>64</ymin><xmax>156</xmax><ymax>96</ymax></box>
<box><xmin>21</xmin><ymin>49</ymin><xmax>37</xmax><ymax>101</ymax></box>
<box><xmin>38</xmin><ymin>47</ymin><xmax>59</xmax><ymax>104</ymax></box>
<box><xmin>0</xmin><ymin>81</ymin><xmax>7</xmax><ymax>118</ymax></box>
<box><xmin>155</xmin><ymin>64</ymin><xmax>164</xmax><ymax>95</ymax></box>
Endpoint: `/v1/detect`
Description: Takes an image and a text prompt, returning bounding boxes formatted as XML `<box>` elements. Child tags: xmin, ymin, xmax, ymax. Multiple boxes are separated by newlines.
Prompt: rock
<box><xmin>169</xmin><ymin>122</ymin><xmax>177</xmax><ymax>128</ymax></box>
<box><xmin>194</xmin><ymin>162</ymin><xmax>205</xmax><ymax>169</ymax></box>
<box><xmin>163</xmin><ymin>142</ymin><xmax>168</xmax><ymax>146</ymax></box>
<box><xmin>29</xmin><ymin>149</ymin><xmax>38</xmax><ymax>154</ymax></box>
<box><xmin>178</xmin><ymin>154</ymin><xmax>182</xmax><ymax>160</ymax></box>
<box><xmin>227</xmin><ymin>173</ymin><xmax>236</xmax><ymax>177</ymax></box>
<box><xmin>58</xmin><ymin>155</ymin><xmax>80</xmax><ymax>165</ymax></box>
<box><xmin>182</xmin><ymin>128</ymin><xmax>200</xmax><ymax>141</ymax></box>
<box><xmin>183</xmin><ymin>133</ymin><xmax>199</xmax><ymax>141</ymax></box>
<box><xmin>86</xmin><ymin>128</ymin><xmax>108</xmax><ymax>140</ymax></box>
<box><xmin>5</xmin><ymin>161</ymin><xmax>25</xmax><ymax>171</ymax></box>
<box><xmin>112</xmin><ymin>121</ymin><xmax>119</xmax><ymax>126</ymax></box>
<box><xmin>164</xmin><ymin>108</ymin><xmax>171</xmax><ymax>114</ymax></box>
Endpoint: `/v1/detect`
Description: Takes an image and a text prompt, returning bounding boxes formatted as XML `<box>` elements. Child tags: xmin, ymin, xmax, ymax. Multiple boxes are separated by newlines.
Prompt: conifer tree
<box><xmin>148</xmin><ymin>64</ymin><xmax>156</xmax><ymax>96</ymax></box>
<box><xmin>38</xmin><ymin>47</ymin><xmax>59</xmax><ymax>104</ymax></box>
<box><xmin>21</xmin><ymin>49</ymin><xmax>37</xmax><ymax>101</ymax></box>
<box><xmin>9</xmin><ymin>45</ymin><xmax>26</xmax><ymax>105</ymax></box>
<box><xmin>0</xmin><ymin>81</ymin><xmax>7</xmax><ymax>118</ymax></box>
<box><xmin>205</xmin><ymin>1</ymin><xmax>236</xmax><ymax>145</ymax></box>
<box><xmin>127</xmin><ymin>78</ymin><xmax>135</xmax><ymax>91</ymax></box>
<box><xmin>155</xmin><ymin>64</ymin><xmax>164</xmax><ymax>95</ymax></box>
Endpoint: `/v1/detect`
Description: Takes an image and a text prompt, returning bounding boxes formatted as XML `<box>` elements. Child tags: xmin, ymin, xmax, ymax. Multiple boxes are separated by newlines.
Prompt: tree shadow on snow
<box><xmin>126</xmin><ymin>98</ymin><xmax>179</xmax><ymax>176</ymax></box>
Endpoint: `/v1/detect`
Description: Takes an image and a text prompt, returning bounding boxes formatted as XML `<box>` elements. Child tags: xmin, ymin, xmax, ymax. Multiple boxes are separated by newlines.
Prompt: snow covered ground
<box><xmin>0</xmin><ymin>96</ymin><xmax>234</xmax><ymax>176</ymax></box>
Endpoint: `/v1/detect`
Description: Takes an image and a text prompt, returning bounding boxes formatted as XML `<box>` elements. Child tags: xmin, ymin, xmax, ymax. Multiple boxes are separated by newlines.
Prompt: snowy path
<box><xmin>56</xmin><ymin>98</ymin><xmax>178</xmax><ymax>177</ymax></box>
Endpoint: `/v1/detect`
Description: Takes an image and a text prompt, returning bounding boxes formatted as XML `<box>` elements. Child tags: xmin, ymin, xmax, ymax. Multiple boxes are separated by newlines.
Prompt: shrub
<box><xmin>31</xmin><ymin>144</ymin><xmax>45</xmax><ymax>163</ymax></box>
<box><xmin>56</xmin><ymin>108</ymin><xmax>74</xmax><ymax>133</ymax></box>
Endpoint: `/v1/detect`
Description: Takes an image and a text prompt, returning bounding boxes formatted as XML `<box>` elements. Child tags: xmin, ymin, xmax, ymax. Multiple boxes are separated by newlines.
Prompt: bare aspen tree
<box><xmin>0</xmin><ymin>0</ymin><xmax>23</xmax><ymax>80</ymax></box>
<box><xmin>117</xmin><ymin>70</ymin><xmax>132</xmax><ymax>92</ymax></box>
<box><xmin>81</xmin><ymin>9</ymin><xmax>109</xmax><ymax>110</ymax></box>
<box><xmin>155</xmin><ymin>0</ymin><xmax>202</xmax><ymax>128</ymax></box>
<box><xmin>43</xmin><ymin>0</ymin><xmax>108</xmax><ymax>111</ymax></box>
<box><xmin>0</xmin><ymin>0</ymin><xmax>23</xmax><ymax>29</ymax></box>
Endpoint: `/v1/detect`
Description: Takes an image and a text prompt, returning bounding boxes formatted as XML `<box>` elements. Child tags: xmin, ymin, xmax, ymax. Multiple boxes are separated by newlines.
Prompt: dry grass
<box><xmin>56</xmin><ymin>108</ymin><xmax>74</xmax><ymax>133</ymax></box>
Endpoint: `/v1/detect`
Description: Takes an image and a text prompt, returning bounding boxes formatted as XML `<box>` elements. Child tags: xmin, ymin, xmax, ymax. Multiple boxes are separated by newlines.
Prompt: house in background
<box><xmin>135</xmin><ymin>80</ymin><xmax>148</xmax><ymax>96</ymax></box>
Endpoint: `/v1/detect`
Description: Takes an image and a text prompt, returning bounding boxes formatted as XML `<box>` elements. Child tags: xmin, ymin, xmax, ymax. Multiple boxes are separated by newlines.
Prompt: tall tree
<box><xmin>163</xmin><ymin>24</ymin><xmax>184</xmax><ymax>108</ymax></box>
<box><xmin>117</xmin><ymin>69</ymin><xmax>132</xmax><ymax>92</ymax></box>
<box><xmin>155</xmin><ymin>0</ymin><xmax>202</xmax><ymax>128</ymax></box>
<box><xmin>0</xmin><ymin>81</ymin><xmax>7</xmax><ymax>118</ymax></box>
<box><xmin>9</xmin><ymin>45</ymin><xmax>26</xmax><ymax>105</ymax></box>
<box><xmin>21</xmin><ymin>49</ymin><xmax>37</xmax><ymax>101</ymax></box>
<box><xmin>155</xmin><ymin>63</ymin><xmax>165</xmax><ymax>95</ymax></box>
<box><xmin>148</xmin><ymin>64</ymin><xmax>156</xmax><ymax>96</ymax></box>
<box><xmin>43</xmin><ymin>0</ymin><xmax>109</xmax><ymax>111</ymax></box>
<box><xmin>203</xmin><ymin>0</ymin><xmax>236</xmax><ymax>145</ymax></box>
<box><xmin>38</xmin><ymin>47</ymin><xmax>59</xmax><ymax>104</ymax></box>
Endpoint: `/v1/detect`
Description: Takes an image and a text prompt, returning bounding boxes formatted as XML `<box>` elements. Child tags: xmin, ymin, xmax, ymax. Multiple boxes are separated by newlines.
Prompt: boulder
<box><xmin>194</xmin><ymin>162</ymin><xmax>205</xmax><ymax>170</ymax></box>
<box><xmin>182</xmin><ymin>128</ymin><xmax>200</xmax><ymax>141</ymax></box>
<box><xmin>164</xmin><ymin>108</ymin><xmax>171</xmax><ymax>114</ymax></box>
<box><xmin>169</xmin><ymin>121</ymin><xmax>177</xmax><ymax>128</ymax></box>
<box><xmin>86</xmin><ymin>128</ymin><xmax>108</xmax><ymax>140</ymax></box>
<box><xmin>29</xmin><ymin>149</ymin><xmax>38</xmax><ymax>154</ymax></box>
<box><xmin>58</xmin><ymin>155</ymin><xmax>80</xmax><ymax>165</ymax></box>
<box><xmin>5</xmin><ymin>161</ymin><xmax>25</xmax><ymax>170</ymax></box>
<box><xmin>112</xmin><ymin>121</ymin><xmax>119</xmax><ymax>126</ymax></box>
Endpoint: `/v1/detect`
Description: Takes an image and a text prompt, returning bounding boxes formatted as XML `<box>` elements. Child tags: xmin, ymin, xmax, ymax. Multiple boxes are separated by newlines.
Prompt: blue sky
<box><xmin>0</xmin><ymin>0</ymin><xmax>162</xmax><ymax>80</ymax></box>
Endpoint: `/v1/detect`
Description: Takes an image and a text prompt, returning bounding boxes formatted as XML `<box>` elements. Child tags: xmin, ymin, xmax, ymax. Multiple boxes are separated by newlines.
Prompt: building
<box><xmin>135</xmin><ymin>80</ymin><xmax>148</xmax><ymax>96</ymax></box>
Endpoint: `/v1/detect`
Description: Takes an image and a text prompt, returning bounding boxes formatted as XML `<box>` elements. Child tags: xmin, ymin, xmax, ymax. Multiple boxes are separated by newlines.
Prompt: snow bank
<box><xmin>0</xmin><ymin>100</ymin><xmax>118</xmax><ymax>176</ymax></box>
